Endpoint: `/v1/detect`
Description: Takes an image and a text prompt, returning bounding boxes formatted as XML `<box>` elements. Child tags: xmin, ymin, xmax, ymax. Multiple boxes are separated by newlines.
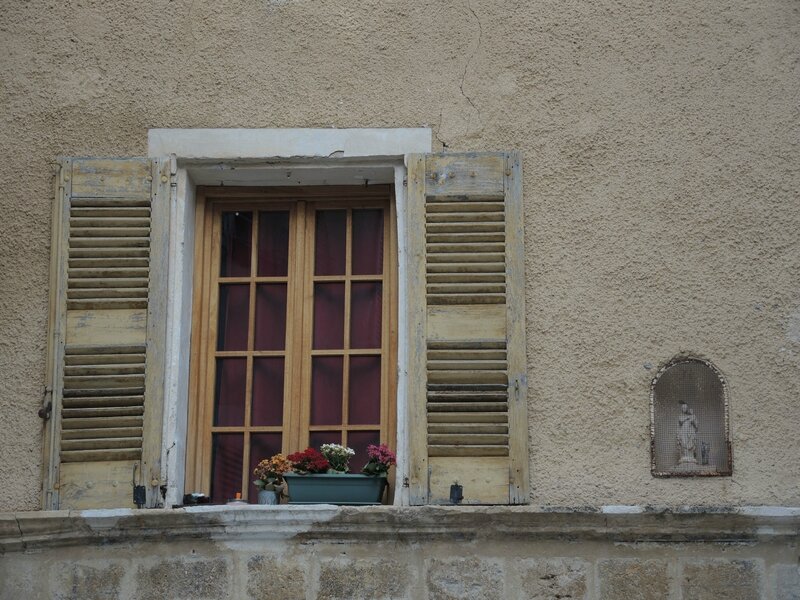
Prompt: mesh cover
<box><xmin>652</xmin><ymin>360</ymin><xmax>730</xmax><ymax>475</ymax></box>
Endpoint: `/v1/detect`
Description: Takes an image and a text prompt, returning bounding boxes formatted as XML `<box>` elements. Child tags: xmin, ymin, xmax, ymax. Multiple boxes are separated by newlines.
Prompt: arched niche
<box><xmin>650</xmin><ymin>358</ymin><xmax>732</xmax><ymax>477</ymax></box>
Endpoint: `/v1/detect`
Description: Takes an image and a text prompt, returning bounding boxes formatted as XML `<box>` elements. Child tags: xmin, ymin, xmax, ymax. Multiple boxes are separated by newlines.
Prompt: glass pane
<box><xmin>252</xmin><ymin>358</ymin><xmax>285</xmax><ymax>426</ymax></box>
<box><xmin>313</xmin><ymin>283</ymin><xmax>345</xmax><ymax>349</ymax></box>
<box><xmin>211</xmin><ymin>433</ymin><xmax>243</xmax><ymax>504</ymax></box>
<box><xmin>309</xmin><ymin>431</ymin><xmax>342</xmax><ymax>451</ymax></box>
<box><xmin>350</xmin><ymin>282</ymin><xmax>382</xmax><ymax>349</ymax></box>
<box><xmin>213</xmin><ymin>358</ymin><xmax>247</xmax><ymax>426</ymax></box>
<box><xmin>254</xmin><ymin>284</ymin><xmax>287</xmax><ymax>350</ymax></box>
<box><xmin>311</xmin><ymin>356</ymin><xmax>343</xmax><ymax>425</ymax></box>
<box><xmin>220</xmin><ymin>211</ymin><xmax>252</xmax><ymax>277</ymax></box>
<box><xmin>314</xmin><ymin>210</ymin><xmax>346</xmax><ymax>275</ymax></box>
<box><xmin>348</xmin><ymin>356</ymin><xmax>381</xmax><ymax>425</ymax></box>
<box><xmin>248</xmin><ymin>432</ymin><xmax>282</xmax><ymax>502</ymax></box>
<box><xmin>348</xmin><ymin>430</ymin><xmax>380</xmax><ymax>474</ymax></box>
<box><xmin>257</xmin><ymin>211</ymin><xmax>290</xmax><ymax>277</ymax></box>
<box><xmin>217</xmin><ymin>284</ymin><xmax>250</xmax><ymax>351</ymax></box>
<box><xmin>351</xmin><ymin>209</ymin><xmax>384</xmax><ymax>275</ymax></box>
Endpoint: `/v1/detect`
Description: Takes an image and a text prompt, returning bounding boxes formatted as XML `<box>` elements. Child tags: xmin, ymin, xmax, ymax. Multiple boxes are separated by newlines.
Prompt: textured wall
<box><xmin>0</xmin><ymin>0</ymin><xmax>799</xmax><ymax>511</ymax></box>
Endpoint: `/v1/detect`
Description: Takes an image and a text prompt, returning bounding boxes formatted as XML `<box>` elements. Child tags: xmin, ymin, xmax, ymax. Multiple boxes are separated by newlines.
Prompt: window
<box><xmin>43</xmin><ymin>134</ymin><xmax>528</xmax><ymax>509</ymax></box>
<box><xmin>185</xmin><ymin>186</ymin><xmax>397</xmax><ymax>503</ymax></box>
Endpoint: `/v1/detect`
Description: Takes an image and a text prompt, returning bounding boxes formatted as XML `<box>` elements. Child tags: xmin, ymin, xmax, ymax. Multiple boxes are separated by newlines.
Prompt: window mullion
<box><xmin>342</xmin><ymin>208</ymin><xmax>353</xmax><ymax>448</ymax></box>
<box><xmin>290</xmin><ymin>201</ymin><xmax>312</xmax><ymax>453</ymax></box>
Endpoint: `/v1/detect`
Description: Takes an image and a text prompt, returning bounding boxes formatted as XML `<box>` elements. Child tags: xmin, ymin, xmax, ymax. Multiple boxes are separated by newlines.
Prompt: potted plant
<box><xmin>283</xmin><ymin>444</ymin><xmax>396</xmax><ymax>505</ymax></box>
<box><xmin>320</xmin><ymin>443</ymin><xmax>355</xmax><ymax>474</ymax></box>
<box><xmin>252</xmin><ymin>453</ymin><xmax>292</xmax><ymax>505</ymax></box>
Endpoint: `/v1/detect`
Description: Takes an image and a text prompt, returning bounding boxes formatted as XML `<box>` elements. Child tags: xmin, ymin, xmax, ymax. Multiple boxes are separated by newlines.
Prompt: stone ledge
<box><xmin>1</xmin><ymin>505</ymin><xmax>799</xmax><ymax>554</ymax></box>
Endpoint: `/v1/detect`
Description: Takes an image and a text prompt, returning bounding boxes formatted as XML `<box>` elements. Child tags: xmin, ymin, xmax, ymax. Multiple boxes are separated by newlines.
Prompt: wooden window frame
<box><xmin>185</xmin><ymin>185</ymin><xmax>398</xmax><ymax>500</ymax></box>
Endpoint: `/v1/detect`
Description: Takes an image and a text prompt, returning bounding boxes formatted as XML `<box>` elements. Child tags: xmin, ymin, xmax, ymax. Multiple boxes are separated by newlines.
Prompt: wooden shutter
<box><xmin>406</xmin><ymin>152</ymin><xmax>528</xmax><ymax>505</ymax></box>
<box><xmin>43</xmin><ymin>158</ymin><xmax>170</xmax><ymax>509</ymax></box>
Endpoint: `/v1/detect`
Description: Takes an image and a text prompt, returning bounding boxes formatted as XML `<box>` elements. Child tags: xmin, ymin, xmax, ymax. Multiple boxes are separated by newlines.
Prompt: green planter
<box><xmin>284</xmin><ymin>473</ymin><xmax>387</xmax><ymax>505</ymax></box>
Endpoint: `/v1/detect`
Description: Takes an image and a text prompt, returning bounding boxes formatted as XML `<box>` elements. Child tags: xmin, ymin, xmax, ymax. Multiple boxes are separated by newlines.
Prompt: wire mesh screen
<box><xmin>652</xmin><ymin>360</ymin><xmax>730</xmax><ymax>475</ymax></box>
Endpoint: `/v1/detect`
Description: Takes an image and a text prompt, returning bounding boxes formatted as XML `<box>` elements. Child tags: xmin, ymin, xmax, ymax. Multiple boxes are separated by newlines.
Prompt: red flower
<box><xmin>287</xmin><ymin>447</ymin><xmax>330</xmax><ymax>474</ymax></box>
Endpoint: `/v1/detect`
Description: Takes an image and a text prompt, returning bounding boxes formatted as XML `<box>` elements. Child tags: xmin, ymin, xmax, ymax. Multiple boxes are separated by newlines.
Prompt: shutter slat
<box><xmin>68</xmin><ymin>288</ymin><xmax>149</xmax><ymax>299</ymax></box>
<box><xmin>69</xmin><ymin>257</ymin><xmax>150</xmax><ymax>268</ymax></box>
<box><xmin>427</xmin><ymin>360</ymin><xmax>508</xmax><ymax>371</ymax></box>
<box><xmin>427</xmin><ymin>262</ymin><xmax>505</xmax><ymax>273</ymax></box>
<box><xmin>65</xmin><ymin>352</ymin><xmax>146</xmax><ymax>364</ymax></box>
<box><xmin>70</xmin><ymin>227</ymin><xmax>151</xmax><ymax>238</ymax></box>
<box><xmin>427</xmin><ymin>350</ymin><xmax>506</xmax><ymax>360</ymax></box>
<box><xmin>425</xmin><ymin>202</ymin><xmax>505</xmax><ymax>213</ymax></box>
<box><xmin>61</xmin><ymin>427</ymin><xmax>143</xmax><ymax>439</ymax></box>
<box><xmin>428</xmin><ymin>434</ymin><xmax>509</xmax><ymax>445</ymax></box>
<box><xmin>427</xmin><ymin>273</ymin><xmax>506</xmax><ymax>284</ymax></box>
<box><xmin>426</xmin><ymin>223</ymin><xmax>505</xmax><ymax>234</ymax></box>
<box><xmin>428</xmin><ymin>424</ymin><xmax>508</xmax><ymax>434</ymax></box>
<box><xmin>69</xmin><ymin>237</ymin><xmax>150</xmax><ymax>248</ymax></box>
<box><xmin>427</xmin><ymin>233</ymin><xmax>505</xmax><ymax>244</ymax></box>
<box><xmin>61</xmin><ymin>416</ymin><xmax>144</xmax><ymax>429</ymax></box>
<box><xmin>70</xmin><ymin>217</ymin><xmax>150</xmax><ymax>228</ymax></box>
<box><xmin>427</xmin><ymin>402</ymin><xmax>508</xmax><ymax>412</ymax></box>
<box><xmin>70</xmin><ymin>248</ymin><xmax>150</xmax><ymax>258</ymax></box>
<box><xmin>428</xmin><ymin>412</ymin><xmax>508</xmax><ymax>423</ymax></box>
<box><xmin>68</xmin><ymin>278</ymin><xmax>148</xmax><ymax>288</ymax></box>
<box><xmin>62</xmin><ymin>406</ymin><xmax>144</xmax><ymax>418</ymax></box>
<box><xmin>428</xmin><ymin>446</ymin><xmax>509</xmax><ymax>457</ymax></box>
<box><xmin>427</xmin><ymin>284</ymin><xmax>506</xmax><ymax>295</ymax></box>
<box><xmin>68</xmin><ymin>267</ymin><xmax>150</xmax><ymax>278</ymax></box>
<box><xmin>70</xmin><ymin>207</ymin><xmax>151</xmax><ymax>218</ymax></box>
<box><xmin>61</xmin><ymin>449</ymin><xmax>142</xmax><ymax>463</ymax></box>
<box><xmin>426</xmin><ymin>212</ymin><xmax>504</xmax><ymax>224</ymax></box>
<box><xmin>69</xmin><ymin>198</ymin><xmax>150</xmax><ymax>208</ymax></box>
<box><xmin>426</xmin><ymin>243</ymin><xmax>505</xmax><ymax>254</ymax></box>
<box><xmin>61</xmin><ymin>437</ymin><xmax>144</xmax><ymax>451</ymax></box>
<box><xmin>427</xmin><ymin>294</ymin><xmax>506</xmax><ymax>305</ymax></box>
<box><xmin>63</xmin><ymin>395</ymin><xmax>144</xmax><ymax>408</ymax></box>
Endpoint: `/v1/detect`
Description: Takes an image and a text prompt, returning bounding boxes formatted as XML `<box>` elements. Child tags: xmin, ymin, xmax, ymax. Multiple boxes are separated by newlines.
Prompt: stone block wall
<box><xmin>1</xmin><ymin>506</ymin><xmax>798</xmax><ymax>599</ymax></box>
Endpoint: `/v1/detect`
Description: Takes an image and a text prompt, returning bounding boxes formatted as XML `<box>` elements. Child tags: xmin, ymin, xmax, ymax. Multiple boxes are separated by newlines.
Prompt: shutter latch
<box><xmin>38</xmin><ymin>387</ymin><xmax>53</xmax><ymax>419</ymax></box>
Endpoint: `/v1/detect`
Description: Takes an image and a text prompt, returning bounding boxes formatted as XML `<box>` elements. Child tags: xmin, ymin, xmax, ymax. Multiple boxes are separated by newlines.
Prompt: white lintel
<box><xmin>148</xmin><ymin>128</ymin><xmax>432</xmax><ymax>160</ymax></box>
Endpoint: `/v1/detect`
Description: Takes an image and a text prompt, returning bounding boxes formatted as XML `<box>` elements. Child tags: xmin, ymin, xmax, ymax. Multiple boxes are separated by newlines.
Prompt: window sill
<box><xmin>2</xmin><ymin>505</ymin><xmax>799</xmax><ymax>553</ymax></box>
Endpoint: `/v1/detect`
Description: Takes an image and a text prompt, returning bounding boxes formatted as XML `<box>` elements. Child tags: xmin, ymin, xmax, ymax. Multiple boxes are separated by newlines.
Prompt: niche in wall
<box><xmin>650</xmin><ymin>358</ymin><xmax>732</xmax><ymax>477</ymax></box>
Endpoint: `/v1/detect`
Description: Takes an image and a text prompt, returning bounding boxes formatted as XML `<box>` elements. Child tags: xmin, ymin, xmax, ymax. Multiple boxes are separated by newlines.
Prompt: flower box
<box><xmin>283</xmin><ymin>473</ymin><xmax>387</xmax><ymax>505</ymax></box>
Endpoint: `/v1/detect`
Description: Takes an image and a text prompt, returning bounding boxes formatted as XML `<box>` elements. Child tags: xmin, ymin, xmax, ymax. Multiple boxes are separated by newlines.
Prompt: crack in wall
<box><xmin>435</xmin><ymin>107</ymin><xmax>449</xmax><ymax>149</ymax></box>
<box><xmin>460</xmin><ymin>0</ymin><xmax>483</xmax><ymax>122</ymax></box>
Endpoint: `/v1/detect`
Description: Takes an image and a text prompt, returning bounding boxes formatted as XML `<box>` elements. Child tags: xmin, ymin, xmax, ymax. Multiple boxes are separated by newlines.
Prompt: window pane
<box><xmin>348</xmin><ymin>430</ymin><xmax>381</xmax><ymax>475</ymax></box>
<box><xmin>220</xmin><ymin>211</ymin><xmax>252</xmax><ymax>277</ymax></box>
<box><xmin>248</xmin><ymin>432</ymin><xmax>282</xmax><ymax>501</ymax></box>
<box><xmin>351</xmin><ymin>209</ymin><xmax>384</xmax><ymax>275</ymax></box>
<box><xmin>214</xmin><ymin>358</ymin><xmax>246</xmax><ymax>426</ymax></box>
<box><xmin>254</xmin><ymin>284</ymin><xmax>287</xmax><ymax>351</ymax></box>
<box><xmin>350</xmin><ymin>282</ymin><xmax>382</xmax><ymax>349</ymax></box>
<box><xmin>309</xmin><ymin>431</ymin><xmax>342</xmax><ymax>451</ymax></box>
<box><xmin>257</xmin><ymin>211</ymin><xmax>290</xmax><ymax>276</ymax></box>
<box><xmin>252</xmin><ymin>358</ymin><xmax>285</xmax><ymax>426</ymax></box>
<box><xmin>314</xmin><ymin>210</ymin><xmax>346</xmax><ymax>275</ymax></box>
<box><xmin>217</xmin><ymin>284</ymin><xmax>250</xmax><ymax>351</ymax></box>
<box><xmin>348</xmin><ymin>356</ymin><xmax>381</xmax><ymax>425</ymax></box>
<box><xmin>311</xmin><ymin>356</ymin><xmax>343</xmax><ymax>425</ymax></box>
<box><xmin>211</xmin><ymin>433</ymin><xmax>243</xmax><ymax>504</ymax></box>
<box><xmin>313</xmin><ymin>283</ymin><xmax>345</xmax><ymax>349</ymax></box>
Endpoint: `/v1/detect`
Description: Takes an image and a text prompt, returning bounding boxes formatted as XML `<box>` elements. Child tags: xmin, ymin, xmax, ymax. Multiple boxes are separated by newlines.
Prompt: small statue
<box><xmin>677</xmin><ymin>401</ymin><xmax>698</xmax><ymax>465</ymax></box>
<box><xmin>700</xmin><ymin>441</ymin><xmax>711</xmax><ymax>465</ymax></box>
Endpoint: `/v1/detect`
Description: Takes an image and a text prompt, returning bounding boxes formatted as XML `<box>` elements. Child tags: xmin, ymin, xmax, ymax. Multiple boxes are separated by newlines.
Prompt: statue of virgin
<box><xmin>677</xmin><ymin>401</ymin><xmax>698</xmax><ymax>465</ymax></box>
